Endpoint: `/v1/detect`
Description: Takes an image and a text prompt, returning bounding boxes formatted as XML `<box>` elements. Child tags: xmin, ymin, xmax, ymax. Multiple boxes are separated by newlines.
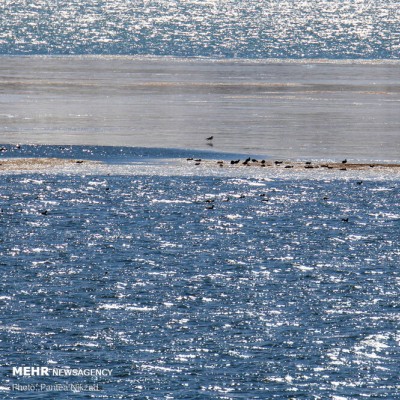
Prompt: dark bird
<box><xmin>342</xmin><ymin>159</ymin><xmax>347</xmax><ymax>164</ymax></box>
<box><xmin>274</xmin><ymin>160</ymin><xmax>283</xmax><ymax>165</ymax></box>
<box><xmin>40</xmin><ymin>210</ymin><xmax>48</xmax><ymax>216</ymax></box>
<box><xmin>341</xmin><ymin>217</ymin><xmax>349</xmax><ymax>222</ymax></box>
<box><xmin>206</xmin><ymin>136</ymin><xmax>213</xmax><ymax>141</ymax></box>
<box><xmin>356</xmin><ymin>181</ymin><xmax>363</xmax><ymax>185</ymax></box>
<box><xmin>194</xmin><ymin>159</ymin><xmax>202</xmax><ymax>162</ymax></box>
<box><xmin>243</xmin><ymin>157</ymin><xmax>251</xmax><ymax>165</ymax></box>
<box><xmin>305</xmin><ymin>161</ymin><xmax>312</xmax><ymax>165</ymax></box>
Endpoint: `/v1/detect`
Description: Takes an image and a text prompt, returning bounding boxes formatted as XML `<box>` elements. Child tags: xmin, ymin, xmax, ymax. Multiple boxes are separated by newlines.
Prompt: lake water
<box><xmin>1</xmin><ymin>53</ymin><xmax>399</xmax><ymax>399</ymax></box>
<box><xmin>0</xmin><ymin>145</ymin><xmax>399</xmax><ymax>398</ymax></box>
<box><xmin>1</xmin><ymin>56</ymin><xmax>399</xmax><ymax>161</ymax></box>
<box><xmin>1</xmin><ymin>0</ymin><xmax>399</xmax><ymax>59</ymax></box>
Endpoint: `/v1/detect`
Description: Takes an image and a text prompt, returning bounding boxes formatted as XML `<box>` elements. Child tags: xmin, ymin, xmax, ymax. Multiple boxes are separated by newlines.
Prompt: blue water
<box><xmin>1</xmin><ymin>0</ymin><xmax>400</xmax><ymax>393</ymax></box>
<box><xmin>1</xmin><ymin>145</ymin><xmax>399</xmax><ymax>398</ymax></box>
<box><xmin>0</xmin><ymin>0</ymin><xmax>399</xmax><ymax>58</ymax></box>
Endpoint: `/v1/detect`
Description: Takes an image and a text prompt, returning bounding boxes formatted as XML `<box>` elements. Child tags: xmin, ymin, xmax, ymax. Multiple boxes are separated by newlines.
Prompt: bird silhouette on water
<box><xmin>206</xmin><ymin>136</ymin><xmax>213</xmax><ymax>141</ymax></box>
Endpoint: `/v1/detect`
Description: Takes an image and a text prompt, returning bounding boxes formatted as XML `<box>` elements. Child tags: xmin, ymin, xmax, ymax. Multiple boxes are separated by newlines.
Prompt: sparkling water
<box><xmin>0</xmin><ymin>0</ymin><xmax>399</xmax><ymax>58</ymax></box>
<box><xmin>1</xmin><ymin>0</ymin><xmax>399</xmax><ymax>397</ymax></box>
<box><xmin>1</xmin><ymin>145</ymin><xmax>400</xmax><ymax>398</ymax></box>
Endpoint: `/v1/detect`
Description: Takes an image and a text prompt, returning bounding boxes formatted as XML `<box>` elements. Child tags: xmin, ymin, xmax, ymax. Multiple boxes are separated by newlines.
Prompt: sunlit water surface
<box><xmin>0</xmin><ymin>145</ymin><xmax>399</xmax><ymax>399</ymax></box>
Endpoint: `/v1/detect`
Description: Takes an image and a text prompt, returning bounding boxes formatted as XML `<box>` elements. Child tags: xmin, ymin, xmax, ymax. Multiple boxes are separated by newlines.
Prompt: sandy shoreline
<box><xmin>0</xmin><ymin>158</ymin><xmax>99</xmax><ymax>171</ymax></box>
<box><xmin>1</xmin><ymin>156</ymin><xmax>400</xmax><ymax>173</ymax></box>
<box><xmin>186</xmin><ymin>158</ymin><xmax>400</xmax><ymax>172</ymax></box>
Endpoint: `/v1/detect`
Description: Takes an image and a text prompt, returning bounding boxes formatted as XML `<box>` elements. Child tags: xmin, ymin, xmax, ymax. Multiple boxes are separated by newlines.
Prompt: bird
<box><xmin>243</xmin><ymin>157</ymin><xmax>251</xmax><ymax>165</ymax></box>
<box><xmin>342</xmin><ymin>159</ymin><xmax>347</xmax><ymax>164</ymax></box>
<box><xmin>206</xmin><ymin>136</ymin><xmax>213</xmax><ymax>141</ymax></box>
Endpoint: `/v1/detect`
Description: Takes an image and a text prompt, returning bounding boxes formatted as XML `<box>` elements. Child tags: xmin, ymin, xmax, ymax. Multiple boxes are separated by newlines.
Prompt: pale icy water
<box><xmin>0</xmin><ymin>145</ymin><xmax>400</xmax><ymax>398</ymax></box>
<box><xmin>1</xmin><ymin>56</ymin><xmax>400</xmax><ymax>162</ymax></box>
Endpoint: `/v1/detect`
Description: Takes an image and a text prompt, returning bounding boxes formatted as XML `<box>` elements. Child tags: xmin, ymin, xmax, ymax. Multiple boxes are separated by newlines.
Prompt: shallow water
<box><xmin>0</xmin><ymin>145</ymin><xmax>399</xmax><ymax>399</ymax></box>
<box><xmin>1</xmin><ymin>57</ymin><xmax>400</xmax><ymax>161</ymax></box>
